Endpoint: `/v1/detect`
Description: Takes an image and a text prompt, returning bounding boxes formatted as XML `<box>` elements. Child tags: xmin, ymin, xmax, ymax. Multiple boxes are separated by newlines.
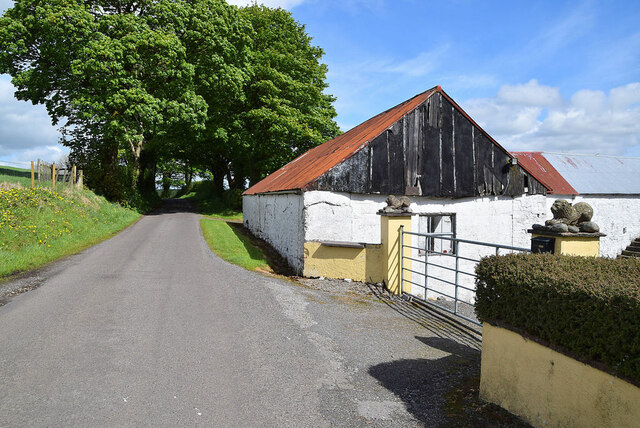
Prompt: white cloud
<box><xmin>384</xmin><ymin>46</ymin><xmax>449</xmax><ymax>77</ymax></box>
<box><xmin>226</xmin><ymin>0</ymin><xmax>306</xmax><ymax>8</ymax></box>
<box><xmin>497</xmin><ymin>79</ymin><xmax>563</xmax><ymax>107</ymax></box>
<box><xmin>0</xmin><ymin>76</ymin><xmax>64</xmax><ymax>163</ymax></box>
<box><xmin>463</xmin><ymin>81</ymin><xmax>640</xmax><ymax>155</ymax></box>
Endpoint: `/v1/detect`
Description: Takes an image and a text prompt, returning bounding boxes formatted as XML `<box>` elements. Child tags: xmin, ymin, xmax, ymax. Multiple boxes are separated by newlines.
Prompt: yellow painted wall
<box><xmin>556</xmin><ymin>236</ymin><xmax>600</xmax><ymax>257</ymax></box>
<box><xmin>480</xmin><ymin>323</ymin><xmax>640</xmax><ymax>428</ymax></box>
<box><xmin>532</xmin><ymin>233</ymin><xmax>600</xmax><ymax>257</ymax></box>
<box><xmin>303</xmin><ymin>241</ymin><xmax>384</xmax><ymax>283</ymax></box>
<box><xmin>381</xmin><ymin>215</ymin><xmax>412</xmax><ymax>295</ymax></box>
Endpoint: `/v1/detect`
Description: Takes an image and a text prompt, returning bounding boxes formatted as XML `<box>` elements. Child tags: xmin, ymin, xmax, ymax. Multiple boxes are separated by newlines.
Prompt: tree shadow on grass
<box><xmin>226</xmin><ymin>222</ymin><xmax>296</xmax><ymax>276</ymax></box>
<box><xmin>368</xmin><ymin>336</ymin><xmax>530</xmax><ymax>427</ymax></box>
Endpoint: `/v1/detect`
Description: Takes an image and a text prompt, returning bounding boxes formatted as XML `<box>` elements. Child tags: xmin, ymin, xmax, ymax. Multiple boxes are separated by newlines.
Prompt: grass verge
<box><xmin>0</xmin><ymin>183</ymin><xmax>140</xmax><ymax>278</ymax></box>
<box><xmin>200</xmin><ymin>218</ymin><xmax>269</xmax><ymax>271</ymax></box>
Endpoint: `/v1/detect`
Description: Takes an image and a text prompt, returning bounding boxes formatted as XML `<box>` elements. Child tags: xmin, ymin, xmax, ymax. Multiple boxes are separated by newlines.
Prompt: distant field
<box><xmin>0</xmin><ymin>165</ymin><xmax>32</xmax><ymax>187</ymax></box>
<box><xmin>0</xmin><ymin>173</ymin><xmax>32</xmax><ymax>188</ymax></box>
<box><xmin>0</xmin><ymin>165</ymin><xmax>30</xmax><ymax>173</ymax></box>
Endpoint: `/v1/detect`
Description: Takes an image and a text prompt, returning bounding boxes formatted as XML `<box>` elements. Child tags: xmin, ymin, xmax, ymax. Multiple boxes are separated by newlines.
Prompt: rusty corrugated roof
<box><xmin>243</xmin><ymin>86</ymin><xmax>439</xmax><ymax>195</ymax></box>
<box><xmin>244</xmin><ymin>86</ymin><xmax>547</xmax><ymax>196</ymax></box>
<box><xmin>511</xmin><ymin>152</ymin><xmax>580</xmax><ymax>195</ymax></box>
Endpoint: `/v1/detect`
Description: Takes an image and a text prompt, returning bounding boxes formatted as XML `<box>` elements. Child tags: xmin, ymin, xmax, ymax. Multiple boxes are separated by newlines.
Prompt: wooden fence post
<box><xmin>31</xmin><ymin>161</ymin><xmax>35</xmax><ymax>189</ymax></box>
<box><xmin>37</xmin><ymin>159</ymin><xmax>40</xmax><ymax>182</ymax></box>
<box><xmin>72</xmin><ymin>165</ymin><xmax>77</xmax><ymax>187</ymax></box>
<box><xmin>52</xmin><ymin>163</ymin><xmax>56</xmax><ymax>189</ymax></box>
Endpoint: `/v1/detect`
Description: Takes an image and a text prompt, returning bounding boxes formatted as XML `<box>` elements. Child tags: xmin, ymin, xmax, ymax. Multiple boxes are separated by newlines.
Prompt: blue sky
<box><xmin>2</xmin><ymin>0</ymin><xmax>640</xmax><ymax>166</ymax></box>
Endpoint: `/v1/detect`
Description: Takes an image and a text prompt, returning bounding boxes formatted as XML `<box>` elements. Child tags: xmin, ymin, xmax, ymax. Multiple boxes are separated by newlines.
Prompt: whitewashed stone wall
<box><xmin>244</xmin><ymin>189</ymin><xmax>640</xmax><ymax>299</ymax></box>
<box><xmin>242</xmin><ymin>193</ymin><xmax>305</xmax><ymax>274</ymax></box>
<box><xmin>304</xmin><ymin>191</ymin><xmax>640</xmax><ymax>257</ymax></box>
<box><xmin>304</xmin><ymin>191</ymin><xmax>387</xmax><ymax>243</ymax></box>
<box><xmin>303</xmin><ymin>191</ymin><xmax>548</xmax><ymax>302</ymax></box>
<box><xmin>546</xmin><ymin>195</ymin><xmax>640</xmax><ymax>258</ymax></box>
<box><xmin>304</xmin><ymin>190</ymin><xmax>546</xmax><ymax>248</ymax></box>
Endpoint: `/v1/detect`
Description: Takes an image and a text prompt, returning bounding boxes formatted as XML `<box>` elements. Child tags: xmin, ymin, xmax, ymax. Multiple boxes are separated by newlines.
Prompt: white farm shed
<box><xmin>243</xmin><ymin>86</ymin><xmax>640</xmax><ymax>280</ymax></box>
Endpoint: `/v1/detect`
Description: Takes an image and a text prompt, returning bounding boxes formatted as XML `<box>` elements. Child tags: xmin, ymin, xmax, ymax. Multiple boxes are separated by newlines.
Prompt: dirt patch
<box><xmin>444</xmin><ymin>374</ymin><xmax>531</xmax><ymax>427</ymax></box>
<box><xmin>0</xmin><ymin>264</ymin><xmax>54</xmax><ymax>307</ymax></box>
<box><xmin>0</xmin><ymin>181</ymin><xmax>23</xmax><ymax>190</ymax></box>
<box><xmin>296</xmin><ymin>277</ymin><xmax>389</xmax><ymax>298</ymax></box>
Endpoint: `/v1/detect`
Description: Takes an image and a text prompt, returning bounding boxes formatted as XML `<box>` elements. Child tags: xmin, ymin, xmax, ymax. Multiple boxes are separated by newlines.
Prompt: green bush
<box><xmin>475</xmin><ymin>253</ymin><xmax>640</xmax><ymax>384</ymax></box>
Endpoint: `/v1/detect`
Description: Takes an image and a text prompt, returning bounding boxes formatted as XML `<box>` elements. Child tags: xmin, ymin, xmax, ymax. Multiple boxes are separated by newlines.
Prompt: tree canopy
<box><xmin>0</xmin><ymin>0</ymin><xmax>339</xmax><ymax>204</ymax></box>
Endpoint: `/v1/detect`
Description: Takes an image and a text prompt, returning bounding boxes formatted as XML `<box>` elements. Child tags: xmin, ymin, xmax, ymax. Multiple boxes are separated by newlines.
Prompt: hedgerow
<box><xmin>475</xmin><ymin>253</ymin><xmax>640</xmax><ymax>384</ymax></box>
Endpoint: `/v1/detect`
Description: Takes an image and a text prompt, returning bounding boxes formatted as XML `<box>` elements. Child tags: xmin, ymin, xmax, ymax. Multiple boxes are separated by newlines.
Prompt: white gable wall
<box><xmin>304</xmin><ymin>190</ymin><xmax>640</xmax><ymax>257</ymax></box>
<box><xmin>243</xmin><ymin>193</ymin><xmax>305</xmax><ymax>274</ymax></box>
<box><xmin>304</xmin><ymin>190</ymin><xmax>548</xmax><ymax>302</ymax></box>
<box><xmin>304</xmin><ymin>190</ymin><xmax>547</xmax><ymax>248</ymax></box>
<box><xmin>241</xmin><ymin>190</ymin><xmax>640</xmax><ymax>285</ymax></box>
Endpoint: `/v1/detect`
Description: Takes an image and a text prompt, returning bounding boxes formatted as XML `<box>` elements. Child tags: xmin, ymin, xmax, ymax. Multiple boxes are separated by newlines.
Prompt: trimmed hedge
<box><xmin>475</xmin><ymin>253</ymin><xmax>640</xmax><ymax>384</ymax></box>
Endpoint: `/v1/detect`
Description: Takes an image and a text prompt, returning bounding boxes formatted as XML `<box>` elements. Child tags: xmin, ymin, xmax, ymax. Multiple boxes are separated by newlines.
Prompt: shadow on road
<box><xmin>367</xmin><ymin>285</ymin><xmax>482</xmax><ymax>351</ymax></box>
<box><xmin>368</xmin><ymin>336</ymin><xmax>531</xmax><ymax>427</ymax></box>
<box><xmin>146</xmin><ymin>199</ymin><xmax>197</xmax><ymax>215</ymax></box>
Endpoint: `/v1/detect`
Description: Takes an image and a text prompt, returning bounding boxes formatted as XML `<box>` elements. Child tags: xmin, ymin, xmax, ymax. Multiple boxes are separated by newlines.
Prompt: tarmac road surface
<box><xmin>0</xmin><ymin>199</ymin><xmax>520</xmax><ymax>427</ymax></box>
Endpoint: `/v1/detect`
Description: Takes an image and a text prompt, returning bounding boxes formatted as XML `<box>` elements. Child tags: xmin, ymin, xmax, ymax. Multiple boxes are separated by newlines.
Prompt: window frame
<box><xmin>416</xmin><ymin>213</ymin><xmax>457</xmax><ymax>256</ymax></box>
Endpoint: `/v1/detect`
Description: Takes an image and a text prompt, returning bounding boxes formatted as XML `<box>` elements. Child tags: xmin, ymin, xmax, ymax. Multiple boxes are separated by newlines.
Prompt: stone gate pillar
<box><xmin>379</xmin><ymin>213</ymin><xmax>412</xmax><ymax>295</ymax></box>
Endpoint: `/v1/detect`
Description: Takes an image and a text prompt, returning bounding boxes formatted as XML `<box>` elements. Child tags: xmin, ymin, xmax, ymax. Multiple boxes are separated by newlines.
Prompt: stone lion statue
<box><xmin>539</xmin><ymin>199</ymin><xmax>599</xmax><ymax>233</ymax></box>
<box><xmin>382</xmin><ymin>195</ymin><xmax>412</xmax><ymax>213</ymax></box>
<box><xmin>546</xmin><ymin>200</ymin><xmax>593</xmax><ymax>226</ymax></box>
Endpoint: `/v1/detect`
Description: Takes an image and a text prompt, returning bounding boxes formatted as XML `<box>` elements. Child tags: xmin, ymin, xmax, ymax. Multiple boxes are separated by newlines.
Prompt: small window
<box><xmin>417</xmin><ymin>214</ymin><xmax>456</xmax><ymax>255</ymax></box>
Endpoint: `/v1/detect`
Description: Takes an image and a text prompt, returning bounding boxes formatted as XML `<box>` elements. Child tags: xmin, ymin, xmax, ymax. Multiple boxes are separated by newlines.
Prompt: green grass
<box><xmin>0</xmin><ymin>173</ymin><xmax>33</xmax><ymax>188</ymax></box>
<box><xmin>200</xmin><ymin>218</ymin><xmax>269</xmax><ymax>271</ymax></box>
<box><xmin>0</xmin><ymin>184</ymin><xmax>140</xmax><ymax>277</ymax></box>
<box><xmin>181</xmin><ymin>181</ymin><xmax>243</xmax><ymax>221</ymax></box>
<box><xmin>0</xmin><ymin>171</ymin><xmax>77</xmax><ymax>189</ymax></box>
<box><xmin>0</xmin><ymin>165</ymin><xmax>30</xmax><ymax>173</ymax></box>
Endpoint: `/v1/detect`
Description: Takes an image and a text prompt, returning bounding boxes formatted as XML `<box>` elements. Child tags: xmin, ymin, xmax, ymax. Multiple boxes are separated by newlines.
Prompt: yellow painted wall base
<box><xmin>532</xmin><ymin>233</ymin><xmax>600</xmax><ymax>257</ymax></box>
<box><xmin>303</xmin><ymin>241</ymin><xmax>383</xmax><ymax>283</ymax></box>
<box><xmin>480</xmin><ymin>323</ymin><xmax>640</xmax><ymax>428</ymax></box>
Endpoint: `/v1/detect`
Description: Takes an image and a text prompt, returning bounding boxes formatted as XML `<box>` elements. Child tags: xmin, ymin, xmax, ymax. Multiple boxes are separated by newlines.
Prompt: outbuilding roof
<box><xmin>243</xmin><ymin>87</ymin><xmax>439</xmax><ymax>195</ymax></box>
<box><xmin>512</xmin><ymin>152</ymin><xmax>640</xmax><ymax>195</ymax></box>
<box><xmin>510</xmin><ymin>152</ymin><xmax>578</xmax><ymax>195</ymax></box>
<box><xmin>244</xmin><ymin>86</ymin><xmax>530</xmax><ymax>196</ymax></box>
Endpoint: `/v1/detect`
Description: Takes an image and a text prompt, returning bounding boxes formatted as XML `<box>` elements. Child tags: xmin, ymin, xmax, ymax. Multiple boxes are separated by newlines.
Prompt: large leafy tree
<box><xmin>148</xmin><ymin>0</ymin><xmax>252</xmax><ymax>194</ymax></box>
<box><xmin>234</xmin><ymin>5</ymin><xmax>340</xmax><ymax>187</ymax></box>
<box><xmin>0</xmin><ymin>0</ymin><xmax>247</xmax><ymax>200</ymax></box>
<box><xmin>0</xmin><ymin>1</ymin><xmax>339</xmax><ymax>201</ymax></box>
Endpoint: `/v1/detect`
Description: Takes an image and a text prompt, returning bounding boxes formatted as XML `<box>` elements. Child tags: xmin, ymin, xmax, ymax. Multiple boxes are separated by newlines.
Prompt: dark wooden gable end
<box><xmin>311</xmin><ymin>91</ymin><xmax>546</xmax><ymax>198</ymax></box>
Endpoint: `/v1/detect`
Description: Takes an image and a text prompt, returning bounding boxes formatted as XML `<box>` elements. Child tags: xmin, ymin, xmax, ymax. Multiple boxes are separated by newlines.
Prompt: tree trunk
<box><xmin>210</xmin><ymin>156</ymin><xmax>228</xmax><ymax>195</ymax></box>
<box><xmin>184</xmin><ymin>165</ymin><xmax>193</xmax><ymax>193</ymax></box>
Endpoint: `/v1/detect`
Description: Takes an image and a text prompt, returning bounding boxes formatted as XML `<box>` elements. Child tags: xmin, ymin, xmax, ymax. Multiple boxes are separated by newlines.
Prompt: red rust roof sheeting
<box><xmin>244</xmin><ymin>86</ymin><xmax>550</xmax><ymax>196</ymax></box>
<box><xmin>511</xmin><ymin>152</ymin><xmax>578</xmax><ymax>195</ymax></box>
<box><xmin>243</xmin><ymin>87</ymin><xmax>439</xmax><ymax>195</ymax></box>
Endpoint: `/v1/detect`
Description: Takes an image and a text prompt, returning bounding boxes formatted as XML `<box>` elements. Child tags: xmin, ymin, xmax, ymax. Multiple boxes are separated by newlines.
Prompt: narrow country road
<box><xmin>0</xmin><ymin>200</ymin><xmax>514</xmax><ymax>427</ymax></box>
